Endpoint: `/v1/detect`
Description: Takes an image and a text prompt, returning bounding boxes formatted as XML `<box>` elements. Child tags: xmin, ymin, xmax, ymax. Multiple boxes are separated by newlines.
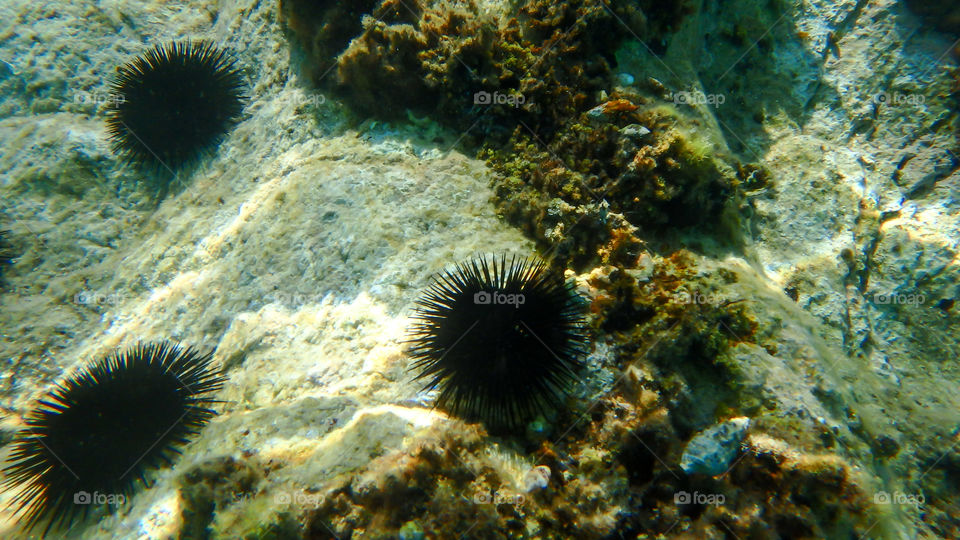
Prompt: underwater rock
<box><xmin>680</xmin><ymin>416</ymin><xmax>751</xmax><ymax>476</ymax></box>
<box><xmin>619</xmin><ymin>123</ymin><xmax>651</xmax><ymax>140</ymax></box>
<box><xmin>721</xmin><ymin>433</ymin><xmax>879</xmax><ymax>538</ymax></box>
<box><xmin>2</xmin><ymin>0</ymin><xmax>959</xmax><ymax>537</ymax></box>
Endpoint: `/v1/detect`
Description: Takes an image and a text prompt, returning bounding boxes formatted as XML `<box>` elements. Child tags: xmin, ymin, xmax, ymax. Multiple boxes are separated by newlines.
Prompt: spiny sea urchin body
<box><xmin>408</xmin><ymin>255</ymin><xmax>589</xmax><ymax>431</ymax></box>
<box><xmin>106</xmin><ymin>41</ymin><xmax>245</xmax><ymax>170</ymax></box>
<box><xmin>2</xmin><ymin>342</ymin><xmax>225</xmax><ymax>534</ymax></box>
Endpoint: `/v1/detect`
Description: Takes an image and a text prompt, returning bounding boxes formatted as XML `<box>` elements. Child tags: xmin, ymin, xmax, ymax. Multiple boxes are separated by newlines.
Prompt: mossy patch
<box><xmin>280</xmin><ymin>0</ymin><xmax>739</xmax><ymax>268</ymax></box>
<box><xmin>177</xmin><ymin>456</ymin><xmax>264</xmax><ymax>540</ymax></box>
<box><xmin>485</xmin><ymin>101</ymin><xmax>739</xmax><ymax>268</ymax></box>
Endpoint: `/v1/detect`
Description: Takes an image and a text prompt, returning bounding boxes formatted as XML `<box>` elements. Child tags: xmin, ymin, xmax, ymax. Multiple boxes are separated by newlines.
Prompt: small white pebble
<box><xmin>523</xmin><ymin>465</ymin><xmax>551</xmax><ymax>492</ymax></box>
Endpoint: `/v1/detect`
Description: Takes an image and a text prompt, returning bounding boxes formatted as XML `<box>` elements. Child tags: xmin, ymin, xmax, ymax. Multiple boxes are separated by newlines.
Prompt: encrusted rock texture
<box><xmin>0</xmin><ymin>0</ymin><xmax>957</xmax><ymax>538</ymax></box>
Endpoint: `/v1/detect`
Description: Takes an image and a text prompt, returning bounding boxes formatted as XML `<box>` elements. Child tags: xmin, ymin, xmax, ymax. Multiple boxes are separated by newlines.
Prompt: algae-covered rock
<box><xmin>680</xmin><ymin>417</ymin><xmax>751</xmax><ymax>476</ymax></box>
<box><xmin>0</xmin><ymin>0</ymin><xmax>958</xmax><ymax>538</ymax></box>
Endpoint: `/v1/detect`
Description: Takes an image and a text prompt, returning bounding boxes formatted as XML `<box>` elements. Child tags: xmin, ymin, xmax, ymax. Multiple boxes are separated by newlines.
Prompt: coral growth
<box><xmin>578</xmin><ymin>252</ymin><xmax>764</xmax><ymax>435</ymax></box>
<box><xmin>337</xmin><ymin>1</ymin><xmax>498</xmax><ymax>118</ymax></box>
<box><xmin>178</xmin><ymin>456</ymin><xmax>265</xmax><ymax>539</ymax></box>
<box><xmin>609</xmin><ymin>431</ymin><xmax>874</xmax><ymax>537</ymax></box>
<box><xmin>282</xmin><ymin>0</ymin><xmax>741</xmax><ymax>267</ymax></box>
<box><xmin>304</xmin><ymin>425</ymin><xmax>526</xmax><ymax>539</ymax></box>
<box><xmin>485</xmin><ymin>103</ymin><xmax>737</xmax><ymax>267</ymax></box>
<box><xmin>719</xmin><ymin>434</ymin><xmax>873</xmax><ymax>538</ymax></box>
<box><xmin>279</xmin><ymin>367</ymin><xmax>878</xmax><ymax>540</ymax></box>
<box><xmin>283</xmin><ymin>0</ymin><xmax>652</xmax><ymax>133</ymax></box>
<box><xmin>278</xmin><ymin>0</ymin><xmax>384</xmax><ymax>82</ymax></box>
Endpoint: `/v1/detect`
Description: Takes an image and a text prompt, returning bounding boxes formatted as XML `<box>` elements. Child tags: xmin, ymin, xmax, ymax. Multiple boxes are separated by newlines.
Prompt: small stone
<box><xmin>586</xmin><ymin>103</ymin><xmax>608</xmax><ymax>120</ymax></box>
<box><xmin>586</xmin><ymin>99</ymin><xmax>638</xmax><ymax>122</ymax></box>
<box><xmin>620</xmin><ymin>124</ymin><xmax>651</xmax><ymax>140</ymax></box>
<box><xmin>680</xmin><ymin>417</ymin><xmax>751</xmax><ymax>476</ymax></box>
<box><xmin>617</xmin><ymin>73</ymin><xmax>635</xmax><ymax>86</ymax></box>
<box><xmin>523</xmin><ymin>465</ymin><xmax>551</xmax><ymax>492</ymax></box>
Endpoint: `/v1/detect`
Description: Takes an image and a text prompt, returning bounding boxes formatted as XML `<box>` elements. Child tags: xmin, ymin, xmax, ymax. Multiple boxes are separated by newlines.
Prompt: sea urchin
<box><xmin>2</xmin><ymin>342</ymin><xmax>225</xmax><ymax>534</ymax></box>
<box><xmin>408</xmin><ymin>255</ymin><xmax>589</xmax><ymax>431</ymax></box>
<box><xmin>106</xmin><ymin>41</ymin><xmax>245</xmax><ymax>170</ymax></box>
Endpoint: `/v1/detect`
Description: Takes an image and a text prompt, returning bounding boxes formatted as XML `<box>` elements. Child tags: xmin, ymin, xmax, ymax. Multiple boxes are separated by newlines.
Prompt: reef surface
<box><xmin>0</xmin><ymin>0</ymin><xmax>957</xmax><ymax>538</ymax></box>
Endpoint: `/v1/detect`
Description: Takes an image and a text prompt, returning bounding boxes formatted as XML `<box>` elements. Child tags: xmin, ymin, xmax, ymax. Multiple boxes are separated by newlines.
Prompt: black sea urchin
<box><xmin>2</xmin><ymin>342</ymin><xmax>225</xmax><ymax>534</ymax></box>
<box><xmin>106</xmin><ymin>41</ymin><xmax>245</xmax><ymax>170</ymax></box>
<box><xmin>408</xmin><ymin>255</ymin><xmax>589</xmax><ymax>431</ymax></box>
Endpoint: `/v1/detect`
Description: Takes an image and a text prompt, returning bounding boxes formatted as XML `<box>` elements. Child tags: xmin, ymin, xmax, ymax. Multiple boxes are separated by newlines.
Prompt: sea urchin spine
<box><xmin>1</xmin><ymin>342</ymin><xmax>225</xmax><ymax>534</ymax></box>
<box><xmin>408</xmin><ymin>255</ymin><xmax>589</xmax><ymax>431</ymax></box>
<box><xmin>106</xmin><ymin>41</ymin><xmax>246</xmax><ymax>170</ymax></box>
